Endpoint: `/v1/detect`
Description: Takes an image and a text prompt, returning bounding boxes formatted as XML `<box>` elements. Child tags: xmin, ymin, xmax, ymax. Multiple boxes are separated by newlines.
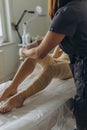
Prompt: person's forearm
<box><xmin>26</xmin><ymin>39</ymin><xmax>42</xmax><ymax>49</ymax></box>
<box><xmin>22</xmin><ymin>31</ymin><xmax>65</xmax><ymax>59</ymax></box>
<box><xmin>35</xmin><ymin>31</ymin><xmax>65</xmax><ymax>59</ymax></box>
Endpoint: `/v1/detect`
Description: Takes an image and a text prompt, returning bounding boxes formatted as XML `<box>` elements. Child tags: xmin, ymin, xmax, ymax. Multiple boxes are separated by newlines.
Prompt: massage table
<box><xmin>0</xmin><ymin>65</ymin><xmax>76</xmax><ymax>130</ymax></box>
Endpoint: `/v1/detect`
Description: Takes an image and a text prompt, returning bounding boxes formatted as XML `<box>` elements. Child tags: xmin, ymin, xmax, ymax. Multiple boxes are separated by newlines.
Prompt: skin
<box><xmin>22</xmin><ymin>31</ymin><xmax>65</xmax><ymax>59</ymax></box>
<box><xmin>0</xmin><ymin>31</ymin><xmax>66</xmax><ymax>113</ymax></box>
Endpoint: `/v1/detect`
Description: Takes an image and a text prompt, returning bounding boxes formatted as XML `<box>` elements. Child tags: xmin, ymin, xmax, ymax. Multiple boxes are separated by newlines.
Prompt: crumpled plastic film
<box><xmin>0</xmin><ymin>66</ymin><xmax>76</xmax><ymax>130</ymax></box>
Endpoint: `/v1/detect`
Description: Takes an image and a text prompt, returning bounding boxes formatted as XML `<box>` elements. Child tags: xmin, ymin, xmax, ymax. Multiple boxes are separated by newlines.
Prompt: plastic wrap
<box><xmin>0</xmin><ymin>65</ymin><xmax>76</xmax><ymax>130</ymax></box>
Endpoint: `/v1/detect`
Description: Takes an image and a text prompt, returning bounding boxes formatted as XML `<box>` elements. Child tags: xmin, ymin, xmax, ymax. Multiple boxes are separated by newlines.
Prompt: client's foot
<box><xmin>0</xmin><ymin>86</ymin><xmax>17</xmax><ymax>102</ymax></box>
<box><xmin>0</xmin><ymin>91</ymin><xmax>26</xmax><ymax>113</ymax></box>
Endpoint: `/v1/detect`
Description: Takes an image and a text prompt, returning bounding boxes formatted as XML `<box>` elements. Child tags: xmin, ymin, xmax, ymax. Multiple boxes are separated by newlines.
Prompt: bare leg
<box><xmin>25</xmin><ymin>66</ymin><xmax>53</xmax><ymax>97</ymax></box>
<box><xmin>0</xmin><ymin>67</ymin><xmax>53</xmax><ymax>113</ymax></box>
<box><xmin>53</xmin><ymin>61</ymin><xmax>72</xmax><ymax>79</ymax></box>
<box><xmin>0</xmin><ymin>91</ymin><xmax>26</xmax><ymax>113</ymax></box>
<box><xmin>0</xmin><ymin>56</ymin><xmax>72</xmax><ymax>113</ymax></box>
<box><xmin>0</xmin><ymin>57</ymin><xmax>37</xmax><ymax>101</ymax></box>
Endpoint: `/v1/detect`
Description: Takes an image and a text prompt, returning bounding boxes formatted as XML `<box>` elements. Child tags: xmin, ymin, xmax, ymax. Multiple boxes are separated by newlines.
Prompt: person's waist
<box><xmin>69</xmin><ymin>54</ymin><xmax>87</xmax><ymax>63</ymax></box>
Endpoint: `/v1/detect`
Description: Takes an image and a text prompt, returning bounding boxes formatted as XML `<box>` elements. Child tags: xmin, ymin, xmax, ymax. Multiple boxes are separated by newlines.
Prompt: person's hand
<box><xmin>19</xmin><ymin>46</ymin><xmax>38</xmax><ymax>60</ymax></box>
<box><xmin>19</xmin><ymin>48</ymin><xmax>27</xmax><ymax>60</ymax></box>
<box><xmin>19</xmin><ymin>47</ymin><xmax>34</xmax><ymax>60</ymax></box>
<box><xmin>19</xmin><ymin>38</ymin><xmax>42</xmax><ymax>59</ymax></box>
<box><xmin>21</xmin><ymin>48</ymin><xmax>31</xmax><ymax>57</ymax></box>
<box><xmin>22</xmin><ymin>47</ymin><xmax>39</xmax><ymax>59</ymax></box>
<box><xmin>19</xmin><ymin>48</ymin><xmax>23</xmax><ymax>57</ymax></box>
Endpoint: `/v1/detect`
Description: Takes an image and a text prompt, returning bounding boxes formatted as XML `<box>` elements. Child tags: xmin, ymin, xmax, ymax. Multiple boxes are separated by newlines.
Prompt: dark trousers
<box><xmin>69</xmin><ymin>56</ymin><xmax>87</xmax><ymax>130</ymax></box>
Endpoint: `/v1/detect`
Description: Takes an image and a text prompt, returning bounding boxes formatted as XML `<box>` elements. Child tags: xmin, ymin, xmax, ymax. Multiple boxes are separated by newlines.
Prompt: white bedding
<box><xmin>0</xmin><ymin>65</ymin><xmax>76</xmax><ymax>130</ymax></box>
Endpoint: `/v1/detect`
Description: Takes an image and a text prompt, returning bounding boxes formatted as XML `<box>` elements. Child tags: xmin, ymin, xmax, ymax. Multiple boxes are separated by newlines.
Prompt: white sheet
<box><xmin>0</xmin><ymin>65</ymin><xmax>76</xmax><ymax>130</ymax></box>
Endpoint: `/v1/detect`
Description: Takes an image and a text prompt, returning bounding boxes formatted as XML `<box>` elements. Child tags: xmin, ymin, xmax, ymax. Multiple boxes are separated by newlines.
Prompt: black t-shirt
<box><xmin>49</xmin><ymin>0</ymin><xmax>87</xmax><ymax>57</ymax></box>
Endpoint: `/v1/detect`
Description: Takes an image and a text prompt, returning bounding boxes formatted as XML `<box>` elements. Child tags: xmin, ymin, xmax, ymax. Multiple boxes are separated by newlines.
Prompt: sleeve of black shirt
<box><xmin>49</xmin><ymin>6</ymin><xmax>78</xmax><ymax>37</ymax></box>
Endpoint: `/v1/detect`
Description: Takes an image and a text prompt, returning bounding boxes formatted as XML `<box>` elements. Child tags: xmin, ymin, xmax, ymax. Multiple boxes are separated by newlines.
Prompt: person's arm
<box><xmin>22</xmin><ymin>31</ymin><xmax>65</xmax><ymax>59</ymax></box>
<box><xmin>26</xmin><ymin>39</ymin><xmax>42</xmax><ymax>49</ymax></box>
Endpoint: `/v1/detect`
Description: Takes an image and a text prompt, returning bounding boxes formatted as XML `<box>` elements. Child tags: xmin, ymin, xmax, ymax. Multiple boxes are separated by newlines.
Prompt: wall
<box><xmin>0</xmin><ymin>0</ymin><xmax>50</xmax><ymax>83</ymax></box>
<box><xmin>7</xmin><ymin>0</ymin><xmax>50</xmax><ymax>42</ymax></box>
<box><xmin>0</xmin><ymin>43</ymin><xmax>19</xmax><ymax>83</ymax></box>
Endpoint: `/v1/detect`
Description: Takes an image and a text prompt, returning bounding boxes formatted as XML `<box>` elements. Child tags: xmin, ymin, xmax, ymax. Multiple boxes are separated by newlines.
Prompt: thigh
<box><xmin>53</xmin><ymin>61</ymin><xmax>72</xmax><ymax>79</ymax></box>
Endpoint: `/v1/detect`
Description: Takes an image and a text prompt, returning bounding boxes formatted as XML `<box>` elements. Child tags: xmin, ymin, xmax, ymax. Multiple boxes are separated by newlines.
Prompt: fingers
<box><xmin>19</xmin><ymin>48</ymin><xmax>24</xmax><ymax>57</ymax></box>
<box><xmin>0</xmin><ymin>103</ymin><xmax>11</xmax><ymax>113</ymax></box>
<box><xmin>19</xmin><ymin>48</ymin><xmax>27</xmax><ymax>60</ymax></box>
<box><xmin>22</xmin><ymin>48</ymin><xmax>30</xmax><ymax>57</ymax></box>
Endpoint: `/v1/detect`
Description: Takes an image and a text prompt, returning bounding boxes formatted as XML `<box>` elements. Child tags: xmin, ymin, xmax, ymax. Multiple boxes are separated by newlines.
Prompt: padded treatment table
<box><xmin>0</xmin><ymin>65</ymin><xmax>76</xmax><ymax>130</ymax></box>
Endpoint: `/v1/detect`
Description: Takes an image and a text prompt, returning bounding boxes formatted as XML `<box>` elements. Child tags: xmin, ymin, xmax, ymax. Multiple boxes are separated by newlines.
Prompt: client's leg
<box><xmin>53</xmin><ymin>61</ymin><xmax>72</xmax><ymax>79</ymax></box>
<box><xmin>0</xmin><ymin>66</ymin><xmax>53</xmax><ymax>113</ymax></box>
<box><xmin>0</xmin><ymin>55</ymin><xmax>72</xmax><ymax>113</ymax></box>
<box><xmin>0</xmin><ymin>57</ymin><xmax>37</xmax><ymax>101</ymax></box>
